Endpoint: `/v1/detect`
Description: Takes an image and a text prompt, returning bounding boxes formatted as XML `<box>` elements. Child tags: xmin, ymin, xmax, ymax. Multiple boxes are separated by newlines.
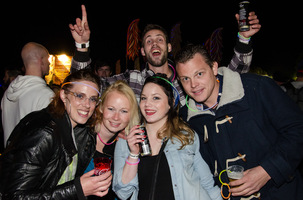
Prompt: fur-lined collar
<box><xmin>186</xmin><ymin>67</ymin><xmax>244</xmax><ymax>121</ymax></box>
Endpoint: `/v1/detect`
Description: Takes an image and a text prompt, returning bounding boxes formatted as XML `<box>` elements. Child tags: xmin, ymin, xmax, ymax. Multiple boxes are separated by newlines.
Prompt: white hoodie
<box><xmin>1</xmin><ymin>75</ymin><xmax>54</xmax><ymax>146</ymax></box>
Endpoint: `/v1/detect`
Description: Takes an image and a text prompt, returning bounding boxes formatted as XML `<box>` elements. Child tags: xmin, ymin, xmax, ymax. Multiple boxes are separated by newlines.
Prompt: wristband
<box><xmin>75</xmin><ymin>41</ymin><xmax>90</xmax><ymax>48</ymax></box>
<box><xmin>129</xmin><ymin>152</ymin><xmax>140</xmax><ymax>159</ymax></box>
<box><xmin>126</xmin><ymin>158</ymin><xmax>140</xmax><ymax>165</ymax></box>
<box><xmin>237</xmin><ymin>32</ymin><xmax>251</xmax><ymax>44</ymax></box>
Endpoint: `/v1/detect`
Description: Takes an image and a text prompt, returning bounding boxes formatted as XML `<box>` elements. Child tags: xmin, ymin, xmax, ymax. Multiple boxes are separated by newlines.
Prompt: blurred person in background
<box><xmin>94</xmin><ymin>60</ymin><xmax>113</xmax><ymax>78</ymax></box>
<box><xmin>0</xmin><ymin>69</ymin><xmax>112</xmax><ymax>199</ymax></box>
<box><xmin>1</xmin><ymin>42</ymin><xmax>54</xmax><ymax>147</ymax></box>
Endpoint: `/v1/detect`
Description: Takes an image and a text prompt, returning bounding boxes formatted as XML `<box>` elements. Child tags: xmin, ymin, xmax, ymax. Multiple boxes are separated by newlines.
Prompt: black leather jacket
<box><xmin>0</xmin><ymin>107</ymin><xmax>96</xmax><ymax>200</ymax></box>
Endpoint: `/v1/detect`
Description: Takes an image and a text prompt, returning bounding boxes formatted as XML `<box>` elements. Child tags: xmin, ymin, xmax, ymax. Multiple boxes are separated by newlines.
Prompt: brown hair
<box><xmin>142</xmin><ymin>74</ymin><xmax>195</xmax><ymax>149</ymax></box>
<box><xmin>175</xmin><ymin>44</ymin><xmax>215</xmax><ymax>68</ymax></box>
<box><xmin>48</xmin><ymin>69</ymin><xmax>100</xmax><ymax>126</ymax></box>
<box><xmin>141</xmin><ymin>24</ymin><xmax>169</xmax><ymax>47</ymax></box>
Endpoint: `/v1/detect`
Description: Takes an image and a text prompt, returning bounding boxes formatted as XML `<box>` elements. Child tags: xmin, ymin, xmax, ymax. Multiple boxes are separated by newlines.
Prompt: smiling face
<box><xmin>176</xmin><ymin>53</ymin><xmax>219</xmax><ymax>107</ymax></box>
<box><xmin>140</xmin><ymin>83</ymin><xmax>170</xmax><ymax>126</ymax></box>
<box><xmin>60</xmin><ymin>81</ymin><xmax>99</xmax><ymax>128</ymax></box>
<box><xmin>141</xmin><ymin>29</ymin><xmax>171</xmax><ymax>67</ymax></box>
<box><xmin>100</xmin><ymin>91</ymin><xmax>131</xmax><ymax>135</ymax></box>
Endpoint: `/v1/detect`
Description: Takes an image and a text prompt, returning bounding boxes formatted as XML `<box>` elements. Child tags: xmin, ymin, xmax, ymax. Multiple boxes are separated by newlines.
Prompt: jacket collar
<box><xmin>52</xmin><ymin>111</ymin><xmax>77</xmax><ymax>157</ymax></box>
<box><xmin>186</xmin><ymin>67</ymin><xmax>245</xmax><ymax>121</ymax></box>
<box><xmin>217</xmin><ymin>67</ymin><xmax>244</xmax><ymax>109</ymax></box>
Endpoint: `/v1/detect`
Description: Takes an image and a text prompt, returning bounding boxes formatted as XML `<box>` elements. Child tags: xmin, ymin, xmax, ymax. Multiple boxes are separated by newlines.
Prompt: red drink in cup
<box><xmin>94</xmin><ymin>157</ymin><xmax>112</xmax><ymax>176</ymax></box>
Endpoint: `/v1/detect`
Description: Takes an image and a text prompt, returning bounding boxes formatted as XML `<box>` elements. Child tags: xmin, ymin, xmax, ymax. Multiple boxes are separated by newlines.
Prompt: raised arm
<box><xmin>69</xmin><ymin>5</ymin><xmax>92</xmax><ymax>73</ymax></box>
<box><xmin>228</xmin><ymin>11</ymin><xmax>261</xmax><ymax>73</ymax></box>
<box><xmin>69</xmin><ymin>5</ymin><xmax>90</xmax><ymax>52</ymax></box>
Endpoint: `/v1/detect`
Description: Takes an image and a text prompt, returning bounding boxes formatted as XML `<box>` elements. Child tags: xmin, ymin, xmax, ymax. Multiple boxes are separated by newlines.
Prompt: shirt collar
<box><xmin>195</xmin><ymin>75</ymin><xmax>223</xmax><ymax>111</ymax></box>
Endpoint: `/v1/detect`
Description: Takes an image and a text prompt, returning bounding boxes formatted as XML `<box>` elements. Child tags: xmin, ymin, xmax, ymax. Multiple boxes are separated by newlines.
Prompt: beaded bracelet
<box><xmin>129</xmin><ymin>152</ymin><xmax>140</xmax><ymax>159</ymax></box>
<box><xmin>126</xmin><ymin>158</ymin><xmax>140</xmax><ymax>165</ymax></box>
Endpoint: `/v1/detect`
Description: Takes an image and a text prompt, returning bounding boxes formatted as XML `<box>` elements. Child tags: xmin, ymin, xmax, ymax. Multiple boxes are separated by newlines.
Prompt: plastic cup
<box><xmin>227</xmin><ymin>165</ymin><xmax>244</xmax><ymax>188</ymax></box>
<box><xmin>94</xmin><ymin>157</ymin><xmax>112</xmax><ymax>176</ymax></box>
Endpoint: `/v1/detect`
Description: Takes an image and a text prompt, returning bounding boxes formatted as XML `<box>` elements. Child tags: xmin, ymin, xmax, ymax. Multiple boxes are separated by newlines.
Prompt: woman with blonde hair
<box><xmin>113</xmin><ymin>74</ymin><xmax>221</xmax><ymax>200</ymax></box>
<box><xmin>85</xmin><ymin>80</ymin><xmax>139</xmax><ymax>200</ymax></box>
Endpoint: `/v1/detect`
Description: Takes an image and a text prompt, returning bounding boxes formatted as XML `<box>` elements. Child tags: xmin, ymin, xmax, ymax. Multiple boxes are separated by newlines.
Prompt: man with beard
<box><xmin>69</xmin><ymin>5</ymin><xmax>260</xmax><ymax>105</ymax></box>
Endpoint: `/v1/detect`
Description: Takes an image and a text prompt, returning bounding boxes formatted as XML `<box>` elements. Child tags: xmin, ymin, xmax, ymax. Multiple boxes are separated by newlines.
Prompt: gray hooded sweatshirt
<box><xmin>1</xmin><ymin>75</ymin><xmax>54</xmax><ymax>147</ymax></box>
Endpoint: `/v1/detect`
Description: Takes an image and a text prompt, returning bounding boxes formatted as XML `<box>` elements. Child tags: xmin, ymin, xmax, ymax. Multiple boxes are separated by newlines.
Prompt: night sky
<box><xmin>3</xmin><ymin>0</ymin><xmax>302</xmax><ymax>77</ymax></box>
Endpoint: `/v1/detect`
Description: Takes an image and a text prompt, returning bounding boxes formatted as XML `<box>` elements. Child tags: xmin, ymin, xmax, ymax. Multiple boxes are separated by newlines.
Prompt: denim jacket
<box><xmin>112</xmin><ymin>132</ymin><xmax>222</xmax><ymax>200</ymax></box>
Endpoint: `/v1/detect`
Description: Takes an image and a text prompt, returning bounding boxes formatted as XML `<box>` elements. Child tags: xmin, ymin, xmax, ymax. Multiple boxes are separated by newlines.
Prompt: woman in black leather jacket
<box><xmin>0</xmin><ymin>69</ymin><xmax>112</xmax><ymax>200</ymax></box>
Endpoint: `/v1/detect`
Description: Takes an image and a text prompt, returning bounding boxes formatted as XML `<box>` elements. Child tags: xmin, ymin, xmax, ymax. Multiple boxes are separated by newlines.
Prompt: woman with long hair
<box><xmin>0</xmin><ymin>69</ymin><xmax>112</xmax><ymax>199</ymax></box>
<box><xmin>85</xmin><ymin>80</ymin><xmax>140</xmax><ymax>200</ymax></box>
<box><xmin>113</xmin><ymin>74</ymin><xmax>221</xmax><ymax>200</ymax></box>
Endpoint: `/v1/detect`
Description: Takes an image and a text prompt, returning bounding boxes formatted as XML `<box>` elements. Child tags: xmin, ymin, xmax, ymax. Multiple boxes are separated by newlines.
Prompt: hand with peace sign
<box><xmin>69</xmin><ymin>5</ymin><xmax>90</xmax><ymax>51</ymax></box>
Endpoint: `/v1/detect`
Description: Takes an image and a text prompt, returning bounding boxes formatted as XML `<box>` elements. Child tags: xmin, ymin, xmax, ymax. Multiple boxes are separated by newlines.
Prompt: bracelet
<box><xmin>75</xmin><ymin>41</ymin><xmax>90</xmax><ymax>48</ymax></box>
<box><xmin>237</xmin><ymin>32</ymin><xmax>251</xmax><ymax>44</ymax></box>
<box><xmin>125</xmin><ymin>158</ymin><xmax>140</xmax><ymax>165</ymax></box>
<box><xmin>129</xmin><ymin>152</ymin><xmax>140</xmax><ymax>159</ymax></box>
<box><xmin>237</xmin><ymin>32</ymin><xmax>251</xmax><ymax>40</ymax></box>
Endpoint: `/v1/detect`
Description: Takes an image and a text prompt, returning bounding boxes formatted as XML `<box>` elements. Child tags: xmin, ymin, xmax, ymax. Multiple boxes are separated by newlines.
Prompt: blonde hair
<box><xmin>94</xmin><ymin>80</ymin><xmax>139</xmax><ymax>135</ymax></box>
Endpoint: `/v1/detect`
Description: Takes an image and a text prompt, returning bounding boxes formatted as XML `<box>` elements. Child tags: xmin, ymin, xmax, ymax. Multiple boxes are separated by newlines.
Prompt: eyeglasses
<box><xmin>65</xmin><ymin>90</ymin><xmax>101</xmax><ymax>106</ymax></box>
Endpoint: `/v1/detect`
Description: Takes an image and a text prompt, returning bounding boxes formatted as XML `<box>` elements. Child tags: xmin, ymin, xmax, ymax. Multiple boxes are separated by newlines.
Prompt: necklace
<box><xmin>168</xmin><ymin>63</ymin><xmax>176</xmax><ymax>81</ymax></box>
<box><xmin>185</xmin><ymin>95</ymin><xmax>219</xmax><ymax>112</ymax></box>
<box><xmin>97</xmin><ymin>132</ymin><xmax>117</xmax><ymax>145</ymax></box>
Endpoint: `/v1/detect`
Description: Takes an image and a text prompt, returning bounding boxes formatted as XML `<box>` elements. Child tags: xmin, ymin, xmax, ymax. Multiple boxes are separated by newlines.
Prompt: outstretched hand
<box><xmin>236</xmin><ymin>11</ymin><xmax>261</xmax><ymax>38</ymax></box>
<box><xmin>69</xmin><ymin>5</ymin><xmax>90</xmax><ymax>44</ymax></box>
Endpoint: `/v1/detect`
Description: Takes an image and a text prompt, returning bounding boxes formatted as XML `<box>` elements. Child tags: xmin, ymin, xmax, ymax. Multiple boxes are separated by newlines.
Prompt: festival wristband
<box><xmin>129</xmin><ymin>152</ymin><xmax>140</xmax><ymax>159</ymax></box>
<box><xmin>125</xmin><ymin>158</ymin><xmax>140</xmax><ymax>165</ymax></box>
<box><xmin>75</xmin><ymin>41</ymin><xmax>90</xmax><ymax>48</ymax></box>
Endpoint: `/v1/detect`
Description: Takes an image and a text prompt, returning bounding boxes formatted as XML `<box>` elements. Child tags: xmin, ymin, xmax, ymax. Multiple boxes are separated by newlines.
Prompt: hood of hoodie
<box><xmin>5</xmin><ymin>75</ymin><xmax>48</xmax><ymax>102</ymax></box>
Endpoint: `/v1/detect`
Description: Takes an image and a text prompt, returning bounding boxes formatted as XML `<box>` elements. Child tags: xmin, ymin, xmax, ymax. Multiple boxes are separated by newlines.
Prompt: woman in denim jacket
<box><xmin>113</xmin><ymin>74</ymin><xmax>221</xmax><ymax>200</ymax></box>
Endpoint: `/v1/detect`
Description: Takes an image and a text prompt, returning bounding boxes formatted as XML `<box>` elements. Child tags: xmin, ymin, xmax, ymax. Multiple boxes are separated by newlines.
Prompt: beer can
<box><xmin>138</xmin><ymin>125</ymin><xmax>152</xmax><ymax>156</ymax></box>
<box><xmin>239</xmin><ymin>1</ymin><xmax>250</xmax><ymax>32</ymax></box>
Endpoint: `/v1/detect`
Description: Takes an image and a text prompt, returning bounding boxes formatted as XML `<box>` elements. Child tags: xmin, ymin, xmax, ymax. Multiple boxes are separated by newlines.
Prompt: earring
<box><xmin>216</xmin><ymin>76</ymin><xmax>220</xmax><ymax>83</ymax></box>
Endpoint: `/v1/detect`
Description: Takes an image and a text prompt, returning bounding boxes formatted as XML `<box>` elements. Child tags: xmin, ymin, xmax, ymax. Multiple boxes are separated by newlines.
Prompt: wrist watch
<box><xmin>75</xmin><ymin>41</ymin><xmax>90</xmax><ymax>48</ymax></box>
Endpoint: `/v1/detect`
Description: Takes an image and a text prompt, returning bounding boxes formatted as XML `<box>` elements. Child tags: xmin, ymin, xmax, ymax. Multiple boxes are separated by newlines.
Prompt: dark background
<box><xmin>3</xmin><ymin>0</ymin><xmax>303</xmax><ymax>77</ymax></box>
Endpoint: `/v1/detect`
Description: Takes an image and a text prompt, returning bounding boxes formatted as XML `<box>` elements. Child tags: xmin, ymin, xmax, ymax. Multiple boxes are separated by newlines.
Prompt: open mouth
<box><xmin>152</xmin><ymin>49</ymin><xmax>161</xmax><ymax>56</ymax></box>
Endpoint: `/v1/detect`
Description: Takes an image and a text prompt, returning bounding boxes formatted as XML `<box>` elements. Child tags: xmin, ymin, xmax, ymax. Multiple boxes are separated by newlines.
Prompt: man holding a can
<box><xmin>176</xmin><ymin>44</ymin><xmax>303</xmax><ymax>199</ymax></box>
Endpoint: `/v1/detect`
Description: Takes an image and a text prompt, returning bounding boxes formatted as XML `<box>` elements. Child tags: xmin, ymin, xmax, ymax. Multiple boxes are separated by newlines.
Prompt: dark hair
<box><xmin>48</xmin><ymin>69</ymin><xmax>100</xmax><ymax>123</ymax></box>
<box><xmin>94</xmin><ymin>60</ymin><xmax>112</xmax><ymax>72</ymax></box>
<box><xmin>141</xmin><ymin>24</ymin><xmax>169</xmax><ymax>47</ymax></box>
<box><xmin>175</xmin><ymin>44</ymin><xmax>215</xmax><ymax>68</ymax></box>
<box><xmin>6</xmin><ymin>69</ymin><xmax>22</xmax><ymax>78</ymax></box>
<box><xmin>144</xmin><ymin>73</ymin><xmax>176</xmax><ymax>112</ymax></box>
<box><xmin>142</xmin><ymin>73</ymin><xmax>194</xmax><ymax>149</ymax></box>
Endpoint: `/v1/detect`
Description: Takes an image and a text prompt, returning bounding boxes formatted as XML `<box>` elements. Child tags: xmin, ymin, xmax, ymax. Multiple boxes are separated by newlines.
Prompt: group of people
<box><xmin>0</xmin><ymin>4</ymin><xmax>302</xmax><ymax>200</ymax></box>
